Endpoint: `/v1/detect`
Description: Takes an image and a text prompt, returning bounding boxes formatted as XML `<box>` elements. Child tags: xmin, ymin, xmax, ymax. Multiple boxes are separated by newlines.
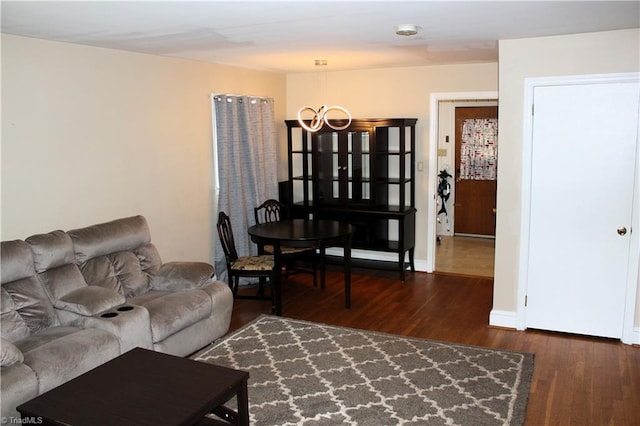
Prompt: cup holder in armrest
<box><xmin>100</xmin><ymin>306</ymin><xmax>136</xmax><ymax>319</ymax></box>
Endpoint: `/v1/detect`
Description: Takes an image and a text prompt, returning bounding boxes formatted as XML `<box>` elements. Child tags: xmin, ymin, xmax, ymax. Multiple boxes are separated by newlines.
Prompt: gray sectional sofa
<box><xmin>0</xmin><ymin>215</ymin><xmax>233</xmax><ymax>419</ymax></box>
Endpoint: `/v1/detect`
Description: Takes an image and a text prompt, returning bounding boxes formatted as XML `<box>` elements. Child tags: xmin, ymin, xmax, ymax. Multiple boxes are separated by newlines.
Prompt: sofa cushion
<box><xmin>37</xmin><ymin>263</ymin><xmax>88</xmax><ymax>301</ymax></box>
<box><xmin>25</xmin><ymin>231</ymin><xmax>75</xmax><ymax>272</ymax></box>
<box><xmin>134</xmin><ymin>244</ymin><xmax>162</xmax><ymax>275</ymax></box>
<box><xmin>1</xmin><ymin>240</ymin><xmax>36</xmax><ymax>284</ymax></box>
<box><xmin>79</xmin><ymin>251</ymin><xmax>153</xmax><ymax>298</ymax></box>
<box><xmin>2</xmin><ymin>277</ymin><xmax>58</xmax><ymax>337</ymax></box>
<box><xmin>0</xmin><ymin>362</ymin><xmax>38</xmax><ymax>419</ymax></box>
<box><xmin>78</xmin><ymin>255</ymin><xmax>124</xmax><ymax>294</ymax></box>
<box><xmin>54</xmin><ymin>286</ymin><xmax>126</xmax><ymax>316</ymax></box>
<box><xmin>1</xmin><ymin>338</ymin><xmax>24</xmax><ymax>367</ymax></box>
<box><xmin>1</xmin><ymin>288</ymin><xmax>31</xmax><ymax>343</ymax></box>
<box><xmin>69</xmin><ymin>216</ymin><xmax>163</xmax><ymax>298</ymax></box>
<box><xmin>17</xmin><ymin>326</ymin><xmax>121</xmax><ymax>394</ymax></box>
<box><xmin>124</xmin><ymin>290</ymin><xmax>164</xmax><ymax>305</ymax></box>
<box><xmin>152</xmin><ymin>262</ymin><xmax>214</xmax><ymax>291</ymax></box>
<box><xmin>1</xmin><ymin>239</ymin><xmax>61</xmax><ymax>340</ymax></box>
<box><xmin>68</xmin><ymin>215</ymin><xmax>154</xmax><ymax>263</ymax></box>
<box><xmin>130</xmin><ymin>290</ymin><xmax>212</xmax><ymax>342</ymax></box>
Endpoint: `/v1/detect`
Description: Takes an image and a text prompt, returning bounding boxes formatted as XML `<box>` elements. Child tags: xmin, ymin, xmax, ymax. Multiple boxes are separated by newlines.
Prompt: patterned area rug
<box><xmin>194</xmin><ymin>315</ymin><xmax>533</xmax><ymax>425</ymax></box>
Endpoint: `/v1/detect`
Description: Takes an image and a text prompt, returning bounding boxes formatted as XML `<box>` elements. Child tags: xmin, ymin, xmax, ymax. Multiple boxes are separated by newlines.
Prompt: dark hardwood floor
<box><xmin>228</xmin><ymin>266</ymin><xmax>640</xmax><ymax>425</ymax></box>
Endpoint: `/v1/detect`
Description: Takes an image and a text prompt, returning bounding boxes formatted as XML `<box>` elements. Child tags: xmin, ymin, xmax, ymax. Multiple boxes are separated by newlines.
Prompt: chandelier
<box><xmin>297</xmin><ymin>59</ymin><xmax>351</xmax><ymax>132</ymax></box>
<box><xmin>297</xmin><ymin>105</ymin><xmax>352</xmax><ymax>132</ymax></box>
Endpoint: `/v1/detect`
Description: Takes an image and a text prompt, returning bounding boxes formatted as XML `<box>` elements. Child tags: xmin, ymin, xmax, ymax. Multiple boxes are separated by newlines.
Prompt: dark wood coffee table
<box><xmin>17</xmin><ymin>347</ymin><xmax>249</xmax><ymax>425</ymax></box>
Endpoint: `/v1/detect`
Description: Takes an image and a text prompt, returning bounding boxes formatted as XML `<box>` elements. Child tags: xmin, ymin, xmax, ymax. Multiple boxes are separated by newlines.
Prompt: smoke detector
<box><xmin>395</xmin><ymin>24</ymin><xmax>418</xmax><ymax>36</ymax></box>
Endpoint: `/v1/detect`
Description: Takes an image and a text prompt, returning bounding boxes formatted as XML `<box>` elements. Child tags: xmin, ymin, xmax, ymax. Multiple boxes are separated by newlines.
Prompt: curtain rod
<box><xmin>212</xmin><ymin>93</ymin><xmax>271</xmax><ymax>100</ymax></box>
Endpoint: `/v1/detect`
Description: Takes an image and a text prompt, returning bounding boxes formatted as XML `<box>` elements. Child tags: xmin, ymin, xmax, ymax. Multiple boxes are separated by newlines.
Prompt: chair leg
<box><xmin>257</xmin><ymin>277</ymin><xmax>267</xmax><ymax>299</ymax></box>
<box><xmin>229</xmin><ymin>276</ymin><xmax>239</xmax><ymax>297</ymax></box>
<box><xmin>270</xmin><ymin>291</ymin><xmax>276</xmax><ymax>314</ymax></box>
<box><xmin>311</xmin><ymin>256</ymin><xmax>318</xmax><ymax>287</ymax></box>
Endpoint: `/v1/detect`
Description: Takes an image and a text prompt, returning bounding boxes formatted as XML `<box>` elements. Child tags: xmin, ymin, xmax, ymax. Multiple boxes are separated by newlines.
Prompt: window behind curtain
<box><xmin>211</xmin><ymin>94</ymin><xmax>278</xmax><ymax>281</ymax></box>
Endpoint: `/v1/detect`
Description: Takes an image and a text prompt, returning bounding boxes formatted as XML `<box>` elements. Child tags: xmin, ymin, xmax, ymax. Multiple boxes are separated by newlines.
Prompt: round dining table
<box><xmin>247</xmin><ymin>219</ymin><xmax>354</xmax><ymax>316</ymax></box>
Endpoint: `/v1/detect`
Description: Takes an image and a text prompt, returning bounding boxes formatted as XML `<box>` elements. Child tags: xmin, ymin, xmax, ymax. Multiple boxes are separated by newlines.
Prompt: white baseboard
<box><xmin>325</xmin><ymin>248</ymin><xmax>430</xmax><ymax>272</ymax></box>
<box><xmin>489</xmin><ymin>312</ymin><xmax>640</xmax><ymax>345</ymax></box>
<box><xmin>489</xmin><ymin>310</ymin><xmax>518</xmax><ymax>329</ymax></box>
<box><xmin>325</xmin><ymin>247</ymin><xmax>400</xmax><ymax>262</ymax></box>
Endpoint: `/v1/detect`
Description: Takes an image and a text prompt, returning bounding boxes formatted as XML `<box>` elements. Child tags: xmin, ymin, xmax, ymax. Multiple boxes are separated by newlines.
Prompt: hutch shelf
<box><xmin>281</xmin><ymin>118</ymin><xmax>417</xmax><ymax>280</ymax></box>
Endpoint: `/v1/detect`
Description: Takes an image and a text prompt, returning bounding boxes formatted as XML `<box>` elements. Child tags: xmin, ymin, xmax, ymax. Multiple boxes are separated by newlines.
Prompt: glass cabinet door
<box><xmin>347</xmin><ymin>131</ymin><xmax>370</xmax><ymax>205</ymax></box>
<box><xmin>315</xmin><ymin>129</ymin><xmax>371</xmax><ymax>207</ymax></box>
<box><xmin>316</xmin><ymin>131</ymin><xmax>340</xmax><ymax>205</ymax></box>
<box><xmin>290</xmin><ymin>127</ymin><xmax>313</xmax><ymax>206</ymax></box>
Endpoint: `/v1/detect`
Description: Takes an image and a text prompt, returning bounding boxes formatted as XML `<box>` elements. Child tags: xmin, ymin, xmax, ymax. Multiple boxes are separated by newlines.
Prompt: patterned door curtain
<box><xmin>460</xmin><ymin>118</ymin><xmax>498</xmax><ymax>180</ymax></box>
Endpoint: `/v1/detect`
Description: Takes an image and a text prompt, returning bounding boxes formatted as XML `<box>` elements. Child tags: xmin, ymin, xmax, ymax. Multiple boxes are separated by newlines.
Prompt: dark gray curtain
<box><xmin>212</xmin><ymin>94</ymin><xmax>278</xmax><ymax>280</ymax></box>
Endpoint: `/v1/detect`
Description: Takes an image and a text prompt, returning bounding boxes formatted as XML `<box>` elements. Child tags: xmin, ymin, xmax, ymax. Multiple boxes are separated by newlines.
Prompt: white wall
<box><xmin>286</xmin><ymin>63</ymin><xmax>499</xmax><ymax>266</ymax></box>
<box><xmin>494</xmin><ymin>29</ymin><xmax>640</xmax><ymax>329</ymax></box>
<box><xmin>1</xmin><ymin>34</ymin><xmax>287</xmax><ymax>263</ymax></box>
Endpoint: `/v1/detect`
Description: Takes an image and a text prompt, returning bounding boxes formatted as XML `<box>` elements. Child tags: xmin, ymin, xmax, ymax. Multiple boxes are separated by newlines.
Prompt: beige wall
<box><xmin>286</xmin><ymin>63</ymin><xmax>499</xmax><ymax>264</ymax></box>
<box><xmin>5</xmin><ymin>28</ymin><xmax>636</xmax><ymax>331</ymax></box>
<box><xmin>1</xmin><ymin>34</ymin><xmax>287</xmax><ymax>263</ymax></box>
<box><xmin>1</xmin><ymin>35</ymin><xmax>497</xmax><ymax>268</ymax></box>
<box><xmin>495</xmin><ymin>29</ymin><xmax>640</xmax><ymax>327</ymax></box>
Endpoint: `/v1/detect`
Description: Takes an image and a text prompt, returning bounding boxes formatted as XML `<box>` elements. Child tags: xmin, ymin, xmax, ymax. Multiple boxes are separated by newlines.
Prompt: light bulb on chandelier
<box><xmin>297</xmin><ymin>59</ymin><xmax>351</xmax><ymax>132</ymax></box>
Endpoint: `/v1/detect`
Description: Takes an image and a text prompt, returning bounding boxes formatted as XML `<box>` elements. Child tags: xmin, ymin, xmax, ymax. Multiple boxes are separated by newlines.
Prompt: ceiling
<box><xmin>2</xmin><ymin>1</ymin><xmax>639</xmax><ymax>73</ymax></box>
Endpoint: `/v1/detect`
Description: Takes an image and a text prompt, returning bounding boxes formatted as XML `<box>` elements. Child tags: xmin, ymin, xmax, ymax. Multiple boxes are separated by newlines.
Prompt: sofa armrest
<box><xmin>151</xmin><ymin>261</ymin><xmax>214</xmax><ymax>291</ymax></box>
<box><xmin>53</xmin><ymin>286</ymin><xmax>126</xmax><ymax>317</ymax></box>
<box><xmin>1</xmin><ymin>338</ymin><xmax>24</xmax><ymax>367</ymax></box>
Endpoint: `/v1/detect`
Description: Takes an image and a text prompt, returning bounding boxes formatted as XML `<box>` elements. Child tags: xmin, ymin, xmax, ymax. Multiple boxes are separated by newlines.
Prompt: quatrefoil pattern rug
<box><xmin>195</xmin><ymin>315</ymin><xmax>533</xmax><ymax>425</ymax></box>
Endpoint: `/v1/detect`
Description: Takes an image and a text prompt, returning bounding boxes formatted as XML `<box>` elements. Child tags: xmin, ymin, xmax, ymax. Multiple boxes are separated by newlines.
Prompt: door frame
<box><xmin>427</xmin><ymin>91</ymin><xmax>498</xmax><ymax>272</ymax></box>
<box><xmin>517</xmin><ymin>73</ymin><xmax>640</xmax><ymax>344</ymax></box>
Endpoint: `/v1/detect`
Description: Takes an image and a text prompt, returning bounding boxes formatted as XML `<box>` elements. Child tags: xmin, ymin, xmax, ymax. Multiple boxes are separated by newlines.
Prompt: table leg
<box><xmin>409</xmin><ymin>248</ymin><xmax>415</xmax><ymax>272</ymax></box>
<box><xmin>344</xmin><ymin>236</ymin><xmax>352</xmax><ymax>309</ymax></box>
<box><xmin>210</xmin><ymin>378</ymin><xmax>250</xmax><ymax>425</ymax></box>
<box><xmin>236</xmin><ymin>377</ymin><xmax>250</xmax><ymax>426</ymax></box>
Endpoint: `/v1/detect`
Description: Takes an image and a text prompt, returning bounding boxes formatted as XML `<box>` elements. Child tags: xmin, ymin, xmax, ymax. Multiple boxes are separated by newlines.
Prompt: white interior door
<box><xmin>525</xmin><ymin>79</ymin><xmax>639</xmax><ymax>339</ymax></box>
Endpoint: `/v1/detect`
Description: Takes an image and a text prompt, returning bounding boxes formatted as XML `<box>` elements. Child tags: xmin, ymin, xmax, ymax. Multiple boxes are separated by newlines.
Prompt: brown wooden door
<box><xmin>454</xmin><ymin>106</ymin><xmax>498</xmax><ymax>236</ymax></box>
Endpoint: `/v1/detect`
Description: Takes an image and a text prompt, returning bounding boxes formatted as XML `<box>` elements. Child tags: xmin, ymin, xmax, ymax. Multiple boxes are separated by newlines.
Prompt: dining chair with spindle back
<box><xmin>254</xmin><ymin>199</ymin><xmax>318</xmax><ymax>287</ymax></box>
<box><xmin>217</xmin><ymin>211</ymin><xmax>275</xmax><ymax>304</ymax></box>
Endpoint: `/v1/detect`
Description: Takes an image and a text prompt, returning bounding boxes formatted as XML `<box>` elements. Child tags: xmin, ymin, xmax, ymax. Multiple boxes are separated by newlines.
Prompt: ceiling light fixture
<box><xmin>297</xmin><ymin>105</ymin><xmax>352</xmax><ymax>132</ymax></box>
<box><xmin>395</xmin><ymin>24</ymin><xmax>418</xmax><ymax>36</ymax></box>
<box><xmin>297</xmin><ymin>60</ymin><xmax>352</xmax><ymax>132</ymax></box>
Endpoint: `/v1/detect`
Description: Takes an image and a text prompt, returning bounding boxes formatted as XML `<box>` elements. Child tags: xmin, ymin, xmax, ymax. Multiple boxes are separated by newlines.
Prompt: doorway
<box><xmin>435</xmin><ymin>236</ymin><xmax>495</xmax><ymax>277</ymax></box>
<box><xmin>454</xmin><ymin>106</ymin><xmax>498</xmax><ymax>237</ymax></box>
<box><xmin>430</xmin><ymin>97</ymin><xmax>498</xmax><ymax>277</ymax></box>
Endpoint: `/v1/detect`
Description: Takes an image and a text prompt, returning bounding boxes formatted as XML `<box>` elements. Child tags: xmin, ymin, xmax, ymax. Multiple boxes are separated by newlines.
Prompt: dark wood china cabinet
<box><xmin>282</xmin><ymin>118</ymin><xmax>417</xmax><ymax>280</ymax></box>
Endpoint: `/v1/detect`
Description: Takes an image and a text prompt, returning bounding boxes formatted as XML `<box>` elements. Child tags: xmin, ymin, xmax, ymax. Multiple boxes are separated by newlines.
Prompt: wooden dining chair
<box><xmin>216</xmin><ymin>211</ymin><xmax>275</xmax><ymax>301</ymax></box>
<box><xmin>254</xmin><ymin>199</ymin><xmax>318</xmax><ymax>287</ymax></box>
